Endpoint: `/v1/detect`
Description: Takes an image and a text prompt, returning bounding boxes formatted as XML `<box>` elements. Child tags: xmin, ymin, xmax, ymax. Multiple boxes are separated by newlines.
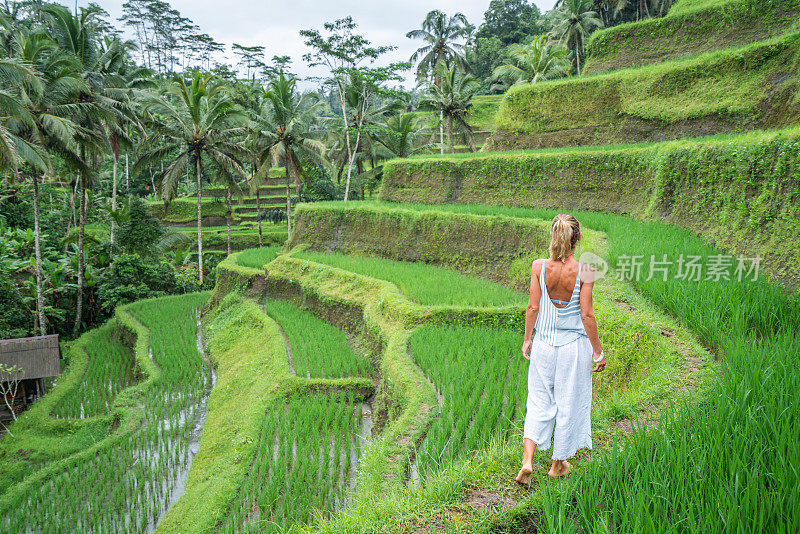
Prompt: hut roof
<box><xmin>0</xmin><ymin>335</ymin><xmax>61</xmax><ymax>381</ymax></box>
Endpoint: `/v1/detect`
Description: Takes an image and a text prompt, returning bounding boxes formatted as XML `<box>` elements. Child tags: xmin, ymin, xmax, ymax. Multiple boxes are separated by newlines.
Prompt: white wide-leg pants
<box><xmin>523</xmin><ymin>336</ymin><xmax>593</xmax><ymax>461</ymax></box>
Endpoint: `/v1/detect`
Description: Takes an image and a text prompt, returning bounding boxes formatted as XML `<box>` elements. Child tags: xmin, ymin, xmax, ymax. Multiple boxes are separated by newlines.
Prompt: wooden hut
<box><xmin>0</xmin><ymin>335</ymin><xmax>61</xmax><ymax>420</ymax></box>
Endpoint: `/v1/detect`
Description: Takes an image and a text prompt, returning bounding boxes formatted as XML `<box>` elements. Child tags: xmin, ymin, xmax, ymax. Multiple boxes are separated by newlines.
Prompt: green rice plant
<box><xmin>52</xmin><ymin>323</ymin><xmax>136</xmax><ymax>419</ymax></box>
<box><xmin>300</xmin><ymin>201</ymin><xmax>798</xmax><ymax>530</ymax></box>
<box><xmin>294</xmin><ymin>250</ymin><xmax>527</xmax><ymax>307</ymax></box>
<box><xmin>0</xmin><ymin>293</ymin><xmax>211</xmax><ymax>533</ymax></box>
<box><xmin>222</xmin><ymin>392</ymin><xmax>364</xmax><ymax>533</ymax></box>
<box><xmin>409</xmin><ymin>325</ymin><xmax>526</xmax><ymax>479</ymax></box>
<box><xmin>236</xmin><ymin>246</ymin><xmax>282</xmax><ymax>269</ymax></box>
<box><xmin>263</xmin><ymin>299</ymin><xmax>372</xmax><ymax>379</ymax></box>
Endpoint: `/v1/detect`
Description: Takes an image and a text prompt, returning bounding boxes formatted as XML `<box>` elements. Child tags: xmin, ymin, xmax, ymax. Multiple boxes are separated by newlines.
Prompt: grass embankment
<box><xmin>148</xmin><ymin>197</ymin><xmax>227</xmax><ymax>223</ymax></box>
<box><xmin>159</xmin><ymin>290</ymin><xmax>374</xmax><ymax>533</ymax></box>
<box><xmin>272</xmin><ymin>203</ymin><xmax>712</xmax><ymax>531</ymax></box>
<box><xmin>487</xmin><ymin>33</ymin><xmax>800</xmax><ymax>149</ymax></box>
<box><xmin>174</xmin><ymin>223</ymin><xmax>287</xmax><ymax>250</ymax></box>
<box><xmin>150</xmin><ymin>196</ymin><xmax>286</xmax><ymax>225</ymax></box>
<box><xmin>283</xmin><ymin>200</ymin><xmax>797</xmax><ymax>531</ymax></box>
<box><xmin>0</xmin><ymin>293</ymin><xmax>210</xmax><ymax>533</ymax></box>
<box><xmin>382</xmin><ymin>128</ymin><xmax>800</xmax><ymax>291</ymax></box>
<box><xmin>294</xmin><ymin>250</ymin><xmax>525</xmax><ymax>307</ymax></box>
<box><xmin>584</xmin><ymin>0</ymin><xmax>800</xmax><ymax>73</ymax></box>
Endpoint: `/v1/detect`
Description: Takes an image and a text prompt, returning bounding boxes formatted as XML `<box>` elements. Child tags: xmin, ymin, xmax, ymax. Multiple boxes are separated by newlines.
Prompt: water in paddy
<box><xmin>1</xmin><ymin>296</ymin><xmax>213</xmax><ymax>534</ymax></box>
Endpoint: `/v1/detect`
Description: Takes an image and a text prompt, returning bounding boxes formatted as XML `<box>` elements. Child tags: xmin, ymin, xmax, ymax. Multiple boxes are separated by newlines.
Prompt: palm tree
<box><xmin>0</xmin><ymin>55</ymin><xmax>50</xmax><ymax>335</ymax></box>
<box><xmin>374</xmin><ymin>113</ymin><xmax>434</xmax><ymax>159</ymax></box>
<box><xmin>95</xmin><ymin>35</ymin><xmax>147</xmax><ymax>250</ymax></box>
<box><xmin>250</xmin><ymin>72</ymin><xmax>324</xmax><ymax>236</ymax></box>
<box><xmin>407</xmin><ymin>10</ymin><xmax>471</xmax><ymax>153</ymax></box>
<box><xmin>491</xmin><ymin>35</ymin><xmax>570</xmax><ymax>90</ymax></box>
<box><xmin>406</xmin><ymin>10</ymin><xmax>471</xmax><ymax>82</ymax></box>
<box><xmin>7</xmin><ymin>30</ymin><xmax>97</xmax><ymax>337</ymax></box>
<box><xmin>134</xmin><ymin>72</ymin><xmax>248</xmax><ymax>285</ymax></box>
<box><xmin>41</xmin><ymin>3</ymin><xmax>136</xmax><ymax>336</ymax></box>
<box><xmin>418</xmin><ymin>62</ymin><xmax>479</xmax><ymax>154</ymax></box>
<box><xmin>552</xmin><ymin>0</ymin><xmax>603</xmax><ymax>76</ymax></box>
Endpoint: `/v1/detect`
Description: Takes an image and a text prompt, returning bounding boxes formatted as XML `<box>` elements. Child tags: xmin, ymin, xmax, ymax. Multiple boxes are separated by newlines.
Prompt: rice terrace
<box><xmin>0</xmin><ymin>0</ymin><xmax>798</xmax><ymax>532</ymax></box>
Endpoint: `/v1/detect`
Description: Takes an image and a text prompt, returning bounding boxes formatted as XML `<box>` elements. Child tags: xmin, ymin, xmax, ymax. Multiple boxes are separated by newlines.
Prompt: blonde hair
<box><xmin>549</xmin><ymin>214</ymin><xmax>581</xmax><ymax>262</ymax></box>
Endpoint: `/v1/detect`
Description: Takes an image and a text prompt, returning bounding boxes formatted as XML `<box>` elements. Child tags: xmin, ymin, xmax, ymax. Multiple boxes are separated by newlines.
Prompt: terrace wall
<box><xmin>485</xmin><ymin>33</ymin><xmax>800</xmax><ymax>150</ymax></box>
<box><xmin>381</xmin><ymin>128</ymin><xmax>800</xmax><ymax>290</ymax></box>
<box><xmin>286</xmin><ymin>203</ymin><xmax>553</xmax><ymax>285</ymax></box>
<box><xmin>584</xmin><ymin>0</ymin><xmax>800</xmax><ymax>74</ymax></box>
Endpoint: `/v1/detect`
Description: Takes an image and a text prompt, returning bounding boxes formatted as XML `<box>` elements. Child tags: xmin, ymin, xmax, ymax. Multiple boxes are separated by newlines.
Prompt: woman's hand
<box><xmin>592</xmin><ymin>353</ymin><xmax>606</xmax><ymax>372</ymax></box>
<box><xmin>522</xmin><ymin>340</ymin><xmax>532</xmax><ymax>360</ymax></box>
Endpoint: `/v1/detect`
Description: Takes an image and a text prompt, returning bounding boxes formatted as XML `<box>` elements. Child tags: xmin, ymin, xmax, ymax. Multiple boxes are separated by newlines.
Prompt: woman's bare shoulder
<box><xmin>531</xmin><ymin>258</ymin><xmax>546</xmax><ymax>275</ymax></box>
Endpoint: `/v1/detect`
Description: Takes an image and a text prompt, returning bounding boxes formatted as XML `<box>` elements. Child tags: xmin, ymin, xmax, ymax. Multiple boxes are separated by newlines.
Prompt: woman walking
<box><xmin>516</xmin><ymin>214</ymin><xmax>605</xmax><ymax>484</ymax></box>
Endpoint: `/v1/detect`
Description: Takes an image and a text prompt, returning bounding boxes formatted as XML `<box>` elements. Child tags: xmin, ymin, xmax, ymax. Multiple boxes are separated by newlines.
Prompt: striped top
<box><xmin>532</xmin><ymin>260</ymin><xmax>588</xmax><ymax>346</ymax></box>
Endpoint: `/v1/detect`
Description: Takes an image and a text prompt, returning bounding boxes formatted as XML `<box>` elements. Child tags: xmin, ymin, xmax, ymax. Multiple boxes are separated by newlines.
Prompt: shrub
<box><xmin>96</xmin><ymin>254</ymin><xmax>178</xmax><ymax>313</ymax></box>
<box><xmin>116</xmin><ymin>197</ymin><xmax>164</xmax><ymax>257</ymax></box>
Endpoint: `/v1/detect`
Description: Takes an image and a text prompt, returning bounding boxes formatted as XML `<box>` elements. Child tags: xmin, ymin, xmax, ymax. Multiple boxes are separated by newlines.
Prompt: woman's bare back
<box><xmin>536</xmin><ymin>258</ymin><xmax>581</xmax><ymax>308</ymax></box>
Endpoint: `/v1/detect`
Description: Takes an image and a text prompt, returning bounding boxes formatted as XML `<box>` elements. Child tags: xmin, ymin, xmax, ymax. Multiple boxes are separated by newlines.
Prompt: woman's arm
<box><xmin>522</xmin><ymin>260</ymin><xmax>542</xmax><ymax>360</ymax></box>
<box><xmin>579</xmin><ymin>265</ymin><xmax>605</xmax><ymax>371</ymax></box>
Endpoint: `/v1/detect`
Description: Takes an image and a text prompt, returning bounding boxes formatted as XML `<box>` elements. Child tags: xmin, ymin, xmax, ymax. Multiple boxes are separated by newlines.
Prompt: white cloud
<box><xmin>86</xmin><ymin>0</ymin><xmax>559</xmax><ymax>87</ymax></box>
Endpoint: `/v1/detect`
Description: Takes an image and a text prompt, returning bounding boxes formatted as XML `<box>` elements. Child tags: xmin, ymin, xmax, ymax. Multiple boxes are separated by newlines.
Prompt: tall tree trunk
<box><xmin>575</xmin><ymin>41</ymin><xmax>582</xmax><ymax>76</ymax></box>
<box><xmin>337</xmin><ymin>83</ymin><xmax>357</xmax><ymax>201</ymax></box>
<box><xmin>72</xmin><ymin>172</ymin><xmax>85</xmax><ymax>337</ymax></box>
<box><xmin>125</xmin><ymin>150</ymin><xmax>130</xmax><ymax>190</ymax></box>
<box><xmin>447</xmin><ymin>115</ymin><xmax>454</xmax><ymax>154</ymax></box>
<box><xmin>343</xmin><ymin>130</ymin><xmax>362</xmax><ymax>202</ymax></box>
<box><xmin>225</xmin><ymin>187</ymin><xmax>232</xmax><ymax>256</ymax></box>
<box><xmin>33</xmin><ymin>174</ymin><xmax>46</xmax><ymax>336</ymax></box>
<box><xmin>284</xmin><ymin>161</ymin><xmax>291</xmax><ymax>237</ymax></box>
<box><xmin>196</xmin><ymin>156</ymin><xmax>204</xmax><ymax>286</ymax></box>
<box><xmin>110</xmin><ymin>154</ymin><xmax>118</xmax><ymax>249</ymax></box>
<box><xmin>288</xmin><ymin>154</ymin><xmax>302</xmax><ymax>195</ymax></box>
<box><xmin>256</xmin><ymin>187</ymin><xmax>262</xmax><ymax>247</ymax></box>
<box><xmin>439</xmin><ymin>110</ymin><xmax>444</xmax><ymax>155</ymax></box>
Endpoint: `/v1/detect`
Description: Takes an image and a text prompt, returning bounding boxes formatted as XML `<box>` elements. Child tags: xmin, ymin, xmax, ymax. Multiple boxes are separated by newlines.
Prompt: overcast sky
<box><xmin>76</xmin><ymin>0</ymin><xmax>559</xmax><ymax>87</ymax></box>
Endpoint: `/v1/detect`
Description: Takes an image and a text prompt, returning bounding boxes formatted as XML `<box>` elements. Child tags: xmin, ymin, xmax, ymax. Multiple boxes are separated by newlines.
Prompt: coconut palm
<box><xmin>407</xmin><ymin>10</ymin><xmax>471</xmax><ymax>154</ymax></box>
<box><xmin>418</xmin><ymin>62</ymin><xmax>479</xmax><ymax>154</ymax></box>
<box><xmin>249</xmin><ymin>72</ymin><xmax>324</xmax><ymax>236</ymax></box>
<box><xmin>41</xmin><ymin>3</ymin><xmax>137</xmax><ymax>335</ymax></box>
<box><xmin>95</xmin><ymin>35</ymin><xmax>147</xmax><ymax>250</ymax></box>
<box><xmin>374</xmin><ymin>112</ymin><xmax>434</xmax><ymax>159</ymax></box>
<box><xmin>6</xmin><ymin>30</ymin><xmax>97</xmax><ymax>336</ymax></box>
<box><xmin>406</xmin><ymin>10</ymin><xmax>471</xmax><ymax>83</ymax></box>
<box><xmin>552</xmin><ymin>0</ymin><xmax>603</xmax><ymax>75</ymax></box>
<box><xmin>491</xmin><ymin>35</ymin><xmax>570</xmax><ymax>90</ymax></box>
<box><xmin>0</xmin><ymin>55</ymin><xmax>50</xmax><ymax>335</ymax></box>
<box><xmin>134</xmin><ymin>72</ymin><xmax>248</xmax><ymax>285</ymax></box>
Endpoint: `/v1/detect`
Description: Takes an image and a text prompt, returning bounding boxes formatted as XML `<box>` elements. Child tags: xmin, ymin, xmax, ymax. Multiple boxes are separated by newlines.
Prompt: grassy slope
<box><xmin>276</xmin><ymin>203</ymin><xmax>716</xmax><ymax>532</ymax></box>
<box><xmin>284</xmin><ymin>201</ymin><xmax>798</xmax><ymax>531</ymax></box>
<box><xmin>0</xmin><ymin>293</ymin><xmax>210</xmax><ymax>531</ymax></box>
<box><xmin>488</xmin><ymin>31</ymin><xmax>800</xmax><ymax>150</ymax></box>
<box><xmin>382</xmin><ymin>128</ymin><xmax>800</xmax><ymax>292</ymax></box>
<box><xmin>585</xmin><ymin>0</ymin><xmax>800</xmax><ymax>73</ymax></box>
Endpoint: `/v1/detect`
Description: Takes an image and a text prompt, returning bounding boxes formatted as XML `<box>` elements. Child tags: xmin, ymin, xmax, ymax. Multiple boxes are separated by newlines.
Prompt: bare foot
<box><xmin>547</xmin><ymin>461</ymin><xmax>572</xmax><ymax>478</ymax></box>
<box><xmin>515</xmin><ymin>464</ymin><xmax>533</xmax><ymax>485</ymax></box>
